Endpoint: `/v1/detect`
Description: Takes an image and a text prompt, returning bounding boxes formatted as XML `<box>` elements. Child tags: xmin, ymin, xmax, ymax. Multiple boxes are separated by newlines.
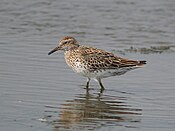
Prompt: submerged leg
<box><xmin>98</xmin><ymin>78</ymin><xmax>105</xmax><ymax>90</ymax></box>
<box><xmin>86</xmin><ymin>77</ymin><xmax>91</xmax><ymax>89</ymax></box>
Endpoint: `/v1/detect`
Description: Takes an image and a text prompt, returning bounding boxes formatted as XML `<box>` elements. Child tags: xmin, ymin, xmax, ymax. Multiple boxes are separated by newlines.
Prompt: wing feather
<box><xmin>79</xmin><ymin>46</ymin><xmax>144</xmax><ymax>70</ymax></box>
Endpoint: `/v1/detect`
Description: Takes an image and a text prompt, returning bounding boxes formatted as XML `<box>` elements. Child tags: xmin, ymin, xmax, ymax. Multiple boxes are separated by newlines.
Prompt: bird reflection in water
<box><xmin>45</xmin><ymin>90</ymin><xmax>142</xmax><ymax>130</ymax></box>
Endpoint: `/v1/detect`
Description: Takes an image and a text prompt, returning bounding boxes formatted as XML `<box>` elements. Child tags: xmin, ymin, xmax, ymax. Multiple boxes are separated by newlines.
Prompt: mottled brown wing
<box><xmin>80</xmin><ymin>46</ymin><xmax>146</xmax><ymax>70</ymax></box>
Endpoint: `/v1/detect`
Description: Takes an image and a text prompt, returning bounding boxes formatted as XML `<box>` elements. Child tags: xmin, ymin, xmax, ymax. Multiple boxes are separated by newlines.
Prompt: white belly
<box><xmin>66</xmin><ymin>59</ymin><xmax>138</xmax><ymax>79</ymax></box>
<box><xmin>74</xmin><ymin>67</ymin><xmax>134</xmax><ymax>79</ymax></box>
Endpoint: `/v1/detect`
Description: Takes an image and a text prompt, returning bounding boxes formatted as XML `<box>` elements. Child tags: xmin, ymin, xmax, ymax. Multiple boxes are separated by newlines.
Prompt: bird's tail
<box><xmin>136</xmin><ymin>60</ymin><xmax>146</xmax><ymax>67</ymax></box>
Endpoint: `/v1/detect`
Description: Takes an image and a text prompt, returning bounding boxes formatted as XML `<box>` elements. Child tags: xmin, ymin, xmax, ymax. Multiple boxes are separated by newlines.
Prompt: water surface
<box><xmin>0</xmin><ymin>0</ymin><xmax>175</xmax><ymax>131</ymax></box>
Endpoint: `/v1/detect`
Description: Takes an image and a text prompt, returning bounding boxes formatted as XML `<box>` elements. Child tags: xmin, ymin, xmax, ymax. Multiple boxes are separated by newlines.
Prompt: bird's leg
<box><xmin>98</xmin><ymin>78</ymin><xmax>105</xmax><ymax>91</ymax></box>
<box><xmin>86</xmin><ymin>77</ymin><xmax>91</xmax><ymax>89</ymax></box>
<box><xmin>100</xmin><ymin>88</ymin><xmax>104</xmax><ymax>93</ymax></box>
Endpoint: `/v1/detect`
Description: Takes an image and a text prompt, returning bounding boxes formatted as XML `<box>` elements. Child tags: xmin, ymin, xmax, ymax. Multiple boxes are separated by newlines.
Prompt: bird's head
<box><xmin>48</xmin><ymin>36</ymin><xmax>79</xmax><ymax>55</ymax></box>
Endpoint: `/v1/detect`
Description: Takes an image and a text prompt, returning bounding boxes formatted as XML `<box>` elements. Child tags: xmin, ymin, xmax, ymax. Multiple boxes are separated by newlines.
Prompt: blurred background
<box><xmin>0</xmin><ymin>0</ymin><xmax>175</xmax><ymax>131</ymax></box>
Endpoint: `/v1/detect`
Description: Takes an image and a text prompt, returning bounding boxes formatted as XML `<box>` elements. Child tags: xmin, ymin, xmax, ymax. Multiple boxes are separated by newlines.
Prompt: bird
<box><xmin>48</xmin><ymin>36</ymin><xmax>146</xmax><ymax>90</ymax></box>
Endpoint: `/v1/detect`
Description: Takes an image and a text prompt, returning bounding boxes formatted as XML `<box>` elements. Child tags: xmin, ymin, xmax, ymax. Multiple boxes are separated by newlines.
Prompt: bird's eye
<box><xmin>64</xmin><ymin>41</ymin><xmax>68</xmax><ymax>44</ymax></box>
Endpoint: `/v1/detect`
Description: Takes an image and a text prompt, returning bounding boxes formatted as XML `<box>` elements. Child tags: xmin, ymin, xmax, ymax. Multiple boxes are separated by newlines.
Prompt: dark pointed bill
<box><xmin>48</xmin><ymin>46</ymin><xmax>60</xmax><ymax>55</ymax></box>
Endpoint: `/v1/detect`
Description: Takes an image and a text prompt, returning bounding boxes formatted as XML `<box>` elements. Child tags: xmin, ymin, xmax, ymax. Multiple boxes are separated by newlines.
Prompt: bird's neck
<box><xmin>67</xmin><ymin>44</ymin><xmax>80</xmax><ymax>51</ymax></box>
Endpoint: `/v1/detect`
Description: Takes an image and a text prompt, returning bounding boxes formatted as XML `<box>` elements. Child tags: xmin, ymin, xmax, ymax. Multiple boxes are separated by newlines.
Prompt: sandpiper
<box><xmin>48</xmin><ymin>36</ymin><xmax>146</xmax><ymax>90</ymax></box>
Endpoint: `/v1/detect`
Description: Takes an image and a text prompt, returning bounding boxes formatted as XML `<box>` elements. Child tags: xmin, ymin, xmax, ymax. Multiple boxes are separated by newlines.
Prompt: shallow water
<box><xmin>0</xmin><ymin>0</ymin><xmax>175</xmax><ymax>131</ymax></box>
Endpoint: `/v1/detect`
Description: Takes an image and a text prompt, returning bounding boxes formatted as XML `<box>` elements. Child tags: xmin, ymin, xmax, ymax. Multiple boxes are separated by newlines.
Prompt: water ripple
<box><xmin>43</xmin><ymin>91</ymin><xmax>142</xmax><ymax>131</ymax></box>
